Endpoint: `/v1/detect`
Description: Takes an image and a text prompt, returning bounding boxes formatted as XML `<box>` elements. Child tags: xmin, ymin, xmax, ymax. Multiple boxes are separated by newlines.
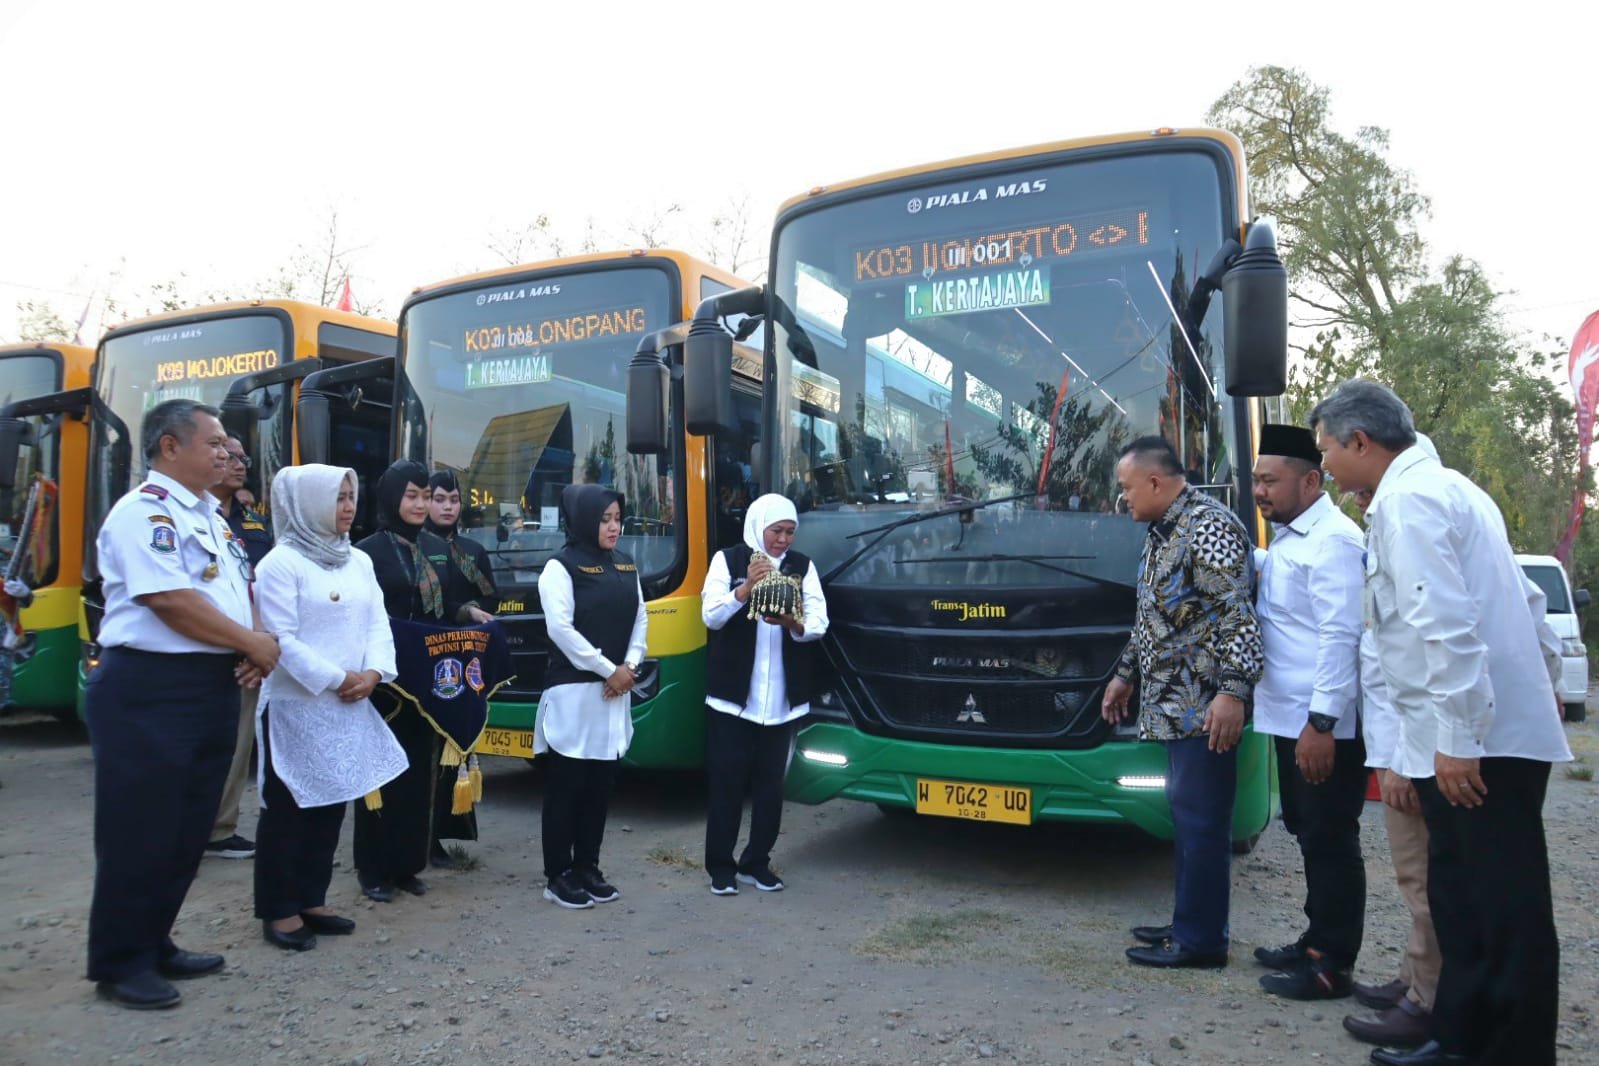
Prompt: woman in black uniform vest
<box><xmin>533</xmin><ymin>484</ymin><xmax>647</xmax><ymax>909</ymax></box>
<box><xmin>699</xmin><ymin>493</ymin><xmax>829</xmax><ymax>895</ymax></box>
<box><xmin>351</xmin><ymin>460</ymin><xmax>487</xmax><ymax>902</ymax></box>
<box><xmin>424</xmin><ymin>469</ymin><xmax>498</xmax><ymax>867</ymax></box>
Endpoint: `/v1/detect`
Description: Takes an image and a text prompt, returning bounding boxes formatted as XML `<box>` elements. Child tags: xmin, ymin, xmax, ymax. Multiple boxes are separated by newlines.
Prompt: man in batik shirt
<box><xmin>1103</xmin><ymin>436</ymin><xmax>1263</xmax><ymax>969</ymax></box>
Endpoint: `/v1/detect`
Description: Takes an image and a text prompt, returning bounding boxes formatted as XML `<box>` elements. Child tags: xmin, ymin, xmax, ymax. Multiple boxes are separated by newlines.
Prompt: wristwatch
<box><xmin>622</xmin><ymin>660</ymin><xmax>640</xmax><ymax>675</ymax></box>
<box><xmin>1307</xmin><ymin>713</ymin><xmax>1338</xmax><ymax>734</ymax></box>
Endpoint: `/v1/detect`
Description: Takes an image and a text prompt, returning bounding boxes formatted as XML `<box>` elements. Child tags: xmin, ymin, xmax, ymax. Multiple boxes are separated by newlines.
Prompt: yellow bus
<box><xmin>69</xmin><ymin>300</ymin><xmax>394</xmax><ymax>685</ymax></box>
<box><xmin>0</xmin><ymin>343</ymin><xmax>93</xmax><ymax>716</ymax></box>
<box><xmin>302</xmin><ymin>251</ymin><xmax>759</xmax><ymax>768</ymax></box>
<box><xmin>655</xmin><ymin>128</ymin><xmax>1289</xmax><ymax>844</ymax></box>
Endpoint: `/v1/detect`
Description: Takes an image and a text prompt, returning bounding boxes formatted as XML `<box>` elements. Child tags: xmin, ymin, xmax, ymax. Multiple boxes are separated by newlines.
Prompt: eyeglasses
<box><xmin>225</xmin><ymin>454</ymin><xmax>252</xmax><ymax>469</ymax></box>
<box><xmin>226</xmin><ymin>535</ymin><xmax>255</xmax><ymax>582</ymax></box>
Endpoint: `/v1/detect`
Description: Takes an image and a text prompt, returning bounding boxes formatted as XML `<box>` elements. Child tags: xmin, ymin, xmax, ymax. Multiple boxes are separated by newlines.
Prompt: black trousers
<box><xmin>703</xmin><ymin>708</ymin><xmax>795</xmax><ymax>880</ymax></box>
<box><xmin>253</xmin><ymin>707</ymin><xmax>346</xmax><ymax>921</ymax></box>
<box><xmin>84</xmin><ymin>648</ymin><xmax>238</xmax><ymax>982</ymax></box>
<box><xmin>1273</xmin><ymin>732</ymin><xmax>1368</xmax><ymax>967</ymax></box>
<box><xmin>541</xmin><ymin>751</ymin><xmax>617</xmax><ymax>879</ymax></box>
<box><xmin>353</xmin><ymin>699</ymin><xmax>435</xmax><ymax>885</ymax></box>
<box><xmin>1416</xmin><ymin>757</ymin><xmax>1559</xmax><ymax>1065</ymax></box>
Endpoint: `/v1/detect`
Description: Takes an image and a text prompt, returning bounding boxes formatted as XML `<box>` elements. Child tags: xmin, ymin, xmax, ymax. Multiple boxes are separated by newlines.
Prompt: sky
<box><xmin>2</xmin><ymin>0</ymin><xmax>1595</xmax><ymax>359</ymax></box>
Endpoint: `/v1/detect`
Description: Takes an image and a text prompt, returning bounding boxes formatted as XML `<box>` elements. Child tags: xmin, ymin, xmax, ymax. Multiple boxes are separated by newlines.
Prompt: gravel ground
<box><xmin>2</xmin><ymin>707</ymin><xmax>1597</xmax><ymax>1066</ymax></box>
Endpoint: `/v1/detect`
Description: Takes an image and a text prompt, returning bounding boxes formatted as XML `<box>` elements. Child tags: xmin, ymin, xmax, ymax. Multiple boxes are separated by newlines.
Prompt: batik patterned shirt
<box><xmin>1115</xmin><ymin>486</ymin><xmax>1263</xmax><ymax>741</ymax></box>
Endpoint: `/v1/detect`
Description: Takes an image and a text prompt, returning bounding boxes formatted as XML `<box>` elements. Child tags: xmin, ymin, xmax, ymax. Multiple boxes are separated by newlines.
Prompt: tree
<box><xmin>1208</xmin><ymin>65</ymin><xmax>1589</xmax><ymax>583</ymax></box>
<box><xmin>13</xmin><ymin>300</ymin><xmax>74</xmax><ymax>343</ymax></box>
<box><xmin>263</xmin><ymin>209</ymin><xmax>386</xmax><ymax>316</ymax></box>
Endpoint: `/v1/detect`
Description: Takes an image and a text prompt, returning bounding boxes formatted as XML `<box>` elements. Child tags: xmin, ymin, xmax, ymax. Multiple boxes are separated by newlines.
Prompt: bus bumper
<box><xmin>785</xmin><ymin>721</ymin><xmax>1277</xmax><ymax>842</ymax></box>
<box><xmin>477</xmin><ymin>649</ymin><xmax>708</xmax><ymax>770</ymax></box>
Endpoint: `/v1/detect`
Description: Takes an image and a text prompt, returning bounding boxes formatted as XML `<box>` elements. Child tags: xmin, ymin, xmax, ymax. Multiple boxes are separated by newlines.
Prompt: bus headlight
<box><xmin>1116</xmin><ymin>775</ymin><xmax>1166</xmax><ymax>789</ymax></box>
<box><xmin>800</xmin><ymin>748</ymin><xmax>848</xmax><ymax>767</ymax></box>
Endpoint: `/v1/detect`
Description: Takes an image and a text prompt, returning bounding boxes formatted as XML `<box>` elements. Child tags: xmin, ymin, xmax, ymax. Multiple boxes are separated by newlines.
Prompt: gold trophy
<box><xmin>746</xmin><ymin>552</ymin><xmax>804</xmax><ymax>621</ymax></box>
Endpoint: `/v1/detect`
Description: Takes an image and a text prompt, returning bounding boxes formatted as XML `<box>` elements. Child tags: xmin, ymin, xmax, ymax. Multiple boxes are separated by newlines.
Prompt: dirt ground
<box><xmin>3</xmin><ymin>707</ymin><xmax>1597</xmax><ymax>1066</ymax></box>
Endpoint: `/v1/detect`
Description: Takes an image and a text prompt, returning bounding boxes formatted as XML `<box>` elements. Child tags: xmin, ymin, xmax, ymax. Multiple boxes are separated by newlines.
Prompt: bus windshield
<box><xmin>90</xmin><ymin>314</ymin><xmax>290</xmax><ymax>536</ymax></box>
<box><xmin>769</xmin><ymin>148</ymin><xmax>1237</xmax><ymax>589</ymax></box>
<box><xmin>400</xmin><ymin>265</ymin><xmax>679</xmax><ymax>587</ymax></box>
<box><xmin>0</xmin><ymin>354</ymin><xmax>63</xmax><ymax>580</ymax></box>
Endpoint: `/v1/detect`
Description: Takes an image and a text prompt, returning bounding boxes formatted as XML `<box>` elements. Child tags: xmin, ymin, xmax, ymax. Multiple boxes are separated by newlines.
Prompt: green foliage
<box><xmin>1209</xmin><ymin>66</ymin><xmax>1591</xmax><ymax>586</ymax></box>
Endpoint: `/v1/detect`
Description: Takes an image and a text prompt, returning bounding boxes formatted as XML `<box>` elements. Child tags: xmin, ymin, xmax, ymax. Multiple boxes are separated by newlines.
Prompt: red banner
<box><xmin>1555</xmin><ymin>310</ymin><xmax>1599</xmax><ymax>563</ymax></box>
<box><xmin>335</xmin><ymin>277</ymin><xmax>354</xmax><ymax>312</ymax></box>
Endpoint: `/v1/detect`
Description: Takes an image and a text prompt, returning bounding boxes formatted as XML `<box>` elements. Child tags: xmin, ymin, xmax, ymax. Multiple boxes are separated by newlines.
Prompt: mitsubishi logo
<box><xmin>956</xmin><ymin>693</ymin><xmax>987</xmax><ymax>724</ymax></box>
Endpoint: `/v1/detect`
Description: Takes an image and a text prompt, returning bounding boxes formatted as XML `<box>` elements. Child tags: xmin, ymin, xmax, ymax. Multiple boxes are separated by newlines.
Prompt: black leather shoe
<box><xmin>262</xmin><ymin>921</ymin><xmax>317</xmax><ymax>952</ymax></box>
<box><xmin>1370</xmin><ymin>1040</ymin><xmax>1468</xmax><ymax>1066</ymax></box>
<box><xmin>1130</xmin><ymin>924</ymin><xmax>1173</xmax><ymax>945</ymax></box>
<box><xmin>1343</xmin><ymin>1002</ymin><xmax>1431</xmax><ymax>1048</ymax></box>
<box><xmin>1253</xmin><ymin>939</ymin><xmax>1306</xmax><ymax>969</ymax></box>
<box><xmin>1125</xmin><ymin>941</ymin><xmax>1228</xmax><ymax>969</ymax></box>
<box><xmin>157</xmin><ymin>949</ymin><xmax>224</xmax><ymax>980</ymax></box>
<box><xmin>1354</xmin><ymin>977</ymin><xmax>1410</xmax><ymax>1010</ymax></box>
<box><xmin>395</xmin><ymin>875</ymin><xmax>427</xmax><ymax>896</ymax></box>
<box><xmin>300</xmin><ymin>912</ymin><xmax>355</xmax><ymax>935</ymax></box>
<box><xmin>359</xmin><ymin>878</ymin><xmax>395</xmax><ymax>903</ymax></box>
<box><xmin>96</xmin><ymin>971</ymin><xmax>181</xmax><ymax>1010</ymax></box>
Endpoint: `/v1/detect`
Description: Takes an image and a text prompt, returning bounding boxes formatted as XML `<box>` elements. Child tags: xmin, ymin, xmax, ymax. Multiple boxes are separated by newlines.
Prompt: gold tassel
<box><xmin>363</xmin><ymin>788</ymin><xmax>383</xmax><ymax>811</ymax></box>
<box><xmin>451</xmin><ymin>764</ymin><xmax>473</xmax><ymax>815</ymax></box>
<box><xmin>439</xmin><ymin>742</ymin><xmax>464</xmax><ymax>767</ymax></box>
<box><xmin>468</xmin><ymin>754</ymin><xmax>483</xmax><ymax>803</ymax></box>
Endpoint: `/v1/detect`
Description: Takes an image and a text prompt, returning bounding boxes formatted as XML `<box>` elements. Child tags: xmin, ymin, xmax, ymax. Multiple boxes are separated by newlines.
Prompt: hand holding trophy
<box><xmin>745</xmin><ymin>551</ymin><xmax>804</xmax><ymax>624</ymax></box>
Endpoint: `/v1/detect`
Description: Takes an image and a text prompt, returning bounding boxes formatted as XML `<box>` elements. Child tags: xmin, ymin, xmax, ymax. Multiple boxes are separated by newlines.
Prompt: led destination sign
<box><xmin>853</xmin><ymin>207</ymin><xmax>1150</xmax><ymax>284</ymax></box>
<box><xmin>155</xmin><ymin>347</ymin><xmax>280</xmax><ymax>384</ymax></box>
<box><xmin>463</xmin><ymin>305</ymin><xmax>647</xmax><ymax>355</ymax></box>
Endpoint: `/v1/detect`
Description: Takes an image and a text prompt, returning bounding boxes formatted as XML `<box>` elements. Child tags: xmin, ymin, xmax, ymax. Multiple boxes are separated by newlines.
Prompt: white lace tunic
<box><xmin>254</xmin><ymin>545</ymin><xmax>407</xmax><ymax>808</ymax></box>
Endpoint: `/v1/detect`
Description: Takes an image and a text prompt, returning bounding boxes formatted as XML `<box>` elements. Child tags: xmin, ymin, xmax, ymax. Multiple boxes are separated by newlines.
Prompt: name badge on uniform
<box><xmin>203</xmin><ymin>556</ymin><xmax>220</xmax><ymax>581</ymax></box>
<box><xmin>150</xmin><ymin>526</ymin><xmax>177</xmax><ymax>554</ymax></box>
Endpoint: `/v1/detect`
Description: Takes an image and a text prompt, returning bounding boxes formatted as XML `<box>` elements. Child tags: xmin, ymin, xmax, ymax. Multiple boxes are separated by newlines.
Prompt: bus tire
<box><xmin>1230</xmin><ymin>833</ymin><xmax>1261</xmax><ymax>856</ymax></box>
<box><xmin>1565</xmin><ymin>701</ymin><xmax>1587</xmax><ymax>724</ymax></box>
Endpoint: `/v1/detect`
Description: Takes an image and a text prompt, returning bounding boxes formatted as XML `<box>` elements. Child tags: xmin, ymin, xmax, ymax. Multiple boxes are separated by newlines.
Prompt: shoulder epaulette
<box><xmin>138</xmin><ymin>483</ymin><xmax>169</xmax><ymax>500</ymax></box>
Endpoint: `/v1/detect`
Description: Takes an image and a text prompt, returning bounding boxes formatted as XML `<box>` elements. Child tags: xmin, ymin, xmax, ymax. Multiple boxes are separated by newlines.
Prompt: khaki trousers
<box><xmin>210</xmin><ymin>685</ymin><xmax>258</xmax><ymax>842</ymax></box>
<box><xmin>1385</xmin><ymin>797</ymin><xmax>1441</xmax><ymax>1011</ymax></box>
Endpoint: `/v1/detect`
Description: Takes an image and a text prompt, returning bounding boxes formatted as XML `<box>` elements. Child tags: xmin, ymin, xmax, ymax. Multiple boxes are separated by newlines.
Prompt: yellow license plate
<box><xmin>475</xmin><ymin>727</ymin><xmax>535</xmax><ymax>758</ymax></box>
<box><xmin>914</xmin><ymin>778</ymin><xmax>1032</xmax><ymax>825</ymax></box>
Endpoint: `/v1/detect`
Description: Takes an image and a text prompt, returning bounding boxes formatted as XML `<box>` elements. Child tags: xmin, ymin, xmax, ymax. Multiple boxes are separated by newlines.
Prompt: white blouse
<box><xmin>254</xmin><ymin>546</ymin><xmax>407</xmax><ymax>808</ymax></box>
<box><xmin>533</xmin><ymin>560</ymin><xmax>648</xmax><ymax>760</ymax></box>
<box><xmin>701</xmin><ymin>549</ymin><xmax>830</xmax><ymax>726</ymax></box>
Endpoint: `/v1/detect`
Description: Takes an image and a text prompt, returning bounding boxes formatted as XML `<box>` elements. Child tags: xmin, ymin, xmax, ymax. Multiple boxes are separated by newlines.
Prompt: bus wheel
<box><xmin>1230</xmin><ymin>833</ymin><xmax>1261</xmax><ymax>855</ymax></box>
<box><xmin>1565</xmin><ymin>702</ymin><xmax>1588</xmax><ymax>724</ymax></box>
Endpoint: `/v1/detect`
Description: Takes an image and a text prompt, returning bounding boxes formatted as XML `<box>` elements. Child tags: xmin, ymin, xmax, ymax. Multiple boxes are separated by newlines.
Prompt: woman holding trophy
<box><xmin>700</xmin><ymin>494</ymin><xmax>830</xmax><ymax>896</ymax></box>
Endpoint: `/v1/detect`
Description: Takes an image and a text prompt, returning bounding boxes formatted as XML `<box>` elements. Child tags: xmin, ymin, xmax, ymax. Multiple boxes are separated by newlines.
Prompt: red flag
<box><xmin>1555</xmin><ymin>310</ymin><xmax>1599</xmax><ymax>563</ymax></box>
<box><xmin>336</xmin><ymin>277</ymin><xmax>354</xmax><ymax>312</ymax></box>
<box><xmin>1036</xmin><ymin>367</ymin><xmax>1072</xmax><ymax>498</ymax></box>
<box><xmin>943</xmin><ymin>417</ymin><xmax>957</xmax><ymax>496</ymax></box>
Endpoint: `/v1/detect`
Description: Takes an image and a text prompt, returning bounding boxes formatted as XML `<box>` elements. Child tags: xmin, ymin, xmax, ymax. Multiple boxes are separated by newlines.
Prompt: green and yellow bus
<box><xmin>650</xmin><ymin>129</ymin><xmax>1288</xmax><ymax>844</ymax></box>
<box><xmin>378</xmin><ymin>250</ymin><xmax>760</xmax><ymax>769</ymax></box>
<box><xmin>73</xmin><ymin>300</ymin><xmax>395</xmax><ymax>684</ymax></box>
<box><xmin>0</xmin><ymin>343</ymin><xmax>93</xmax><ymax>715</ymax></box>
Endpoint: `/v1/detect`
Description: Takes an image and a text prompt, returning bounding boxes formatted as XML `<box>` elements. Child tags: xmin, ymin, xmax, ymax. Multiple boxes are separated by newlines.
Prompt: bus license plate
<box><xmin>475</xmin><ymin>727</ymin><xmax>535</xmax><ymax>758</ymax></box>
<box><xmin>914</xmin><ymin>778</ymin><xmax>1032</xmax><ymax>825</ymax></box>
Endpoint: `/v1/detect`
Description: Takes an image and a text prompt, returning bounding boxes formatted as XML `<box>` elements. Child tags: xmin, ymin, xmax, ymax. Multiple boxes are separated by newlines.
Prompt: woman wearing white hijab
<box><xmin>699</xmin><ymin>493</ymin><xmax>829</xmax><ymax>896</ymax></box>
<box><xmin>252</xmin><ymin>464</ymin><xmax>407</xmax><ymax>951</ymax></box>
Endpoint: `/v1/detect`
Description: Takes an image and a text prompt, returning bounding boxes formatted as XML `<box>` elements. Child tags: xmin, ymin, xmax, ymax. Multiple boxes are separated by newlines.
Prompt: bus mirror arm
<box><xmin>1183</xmin><ymin>238</ymin><xmax>1242</xmax><ymax>333</ymax></box>
<box><xmin>684</xmin><ymin>286</ymin><xmax>765</xmax><ymax>437</ymax></box>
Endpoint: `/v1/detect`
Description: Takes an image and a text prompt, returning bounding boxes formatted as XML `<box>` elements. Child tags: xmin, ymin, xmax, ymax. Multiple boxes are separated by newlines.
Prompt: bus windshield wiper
<box><xmin>824</xmin><ymin>493</ymin><xmax>1034</xmax><ymax>582</ymax></box>
<box><xmin>892</xmin><ymin>553</ymin><xmax>1136</xmax><ymax>593</ymax></box>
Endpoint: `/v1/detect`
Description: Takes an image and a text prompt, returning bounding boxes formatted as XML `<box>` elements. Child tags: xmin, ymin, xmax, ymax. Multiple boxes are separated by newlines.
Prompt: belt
<box><xmin>101</xmin><ymin>646</ymin><xmax>236</xmax><ymax>663</ymax></box>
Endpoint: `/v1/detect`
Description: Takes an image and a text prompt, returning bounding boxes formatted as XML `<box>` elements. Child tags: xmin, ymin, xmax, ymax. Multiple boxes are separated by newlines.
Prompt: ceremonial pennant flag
<box><xmin>386</xmin><ymin>618</ymin><xmax>513</xmax><ymax>761</ymax></box>
<box><xmin>1555</xmin><ymin>310</ymin><xmax>1599</xmax><ymax>564</ymax></box>
<box><xmin>336</xmin><ymin>276</ymin><xmax>354</xmax><ymax>312</ymax></box>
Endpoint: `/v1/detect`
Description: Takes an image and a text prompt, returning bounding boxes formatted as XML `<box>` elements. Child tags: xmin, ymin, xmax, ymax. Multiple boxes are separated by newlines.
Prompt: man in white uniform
<box><xmin>84</xmin><ymin>400</ymin><xmax>280</xmax><ymax>1010</ymax></box>
<box><xmin>1310</xmin><ymin>379</ymin><xmax>1571</xmax><ymax>1066</ymax></box>
<box><xmin>1250</xmin><ymin>425</ymin><xmax>1370</xmax><ymax>1000</ymax></box>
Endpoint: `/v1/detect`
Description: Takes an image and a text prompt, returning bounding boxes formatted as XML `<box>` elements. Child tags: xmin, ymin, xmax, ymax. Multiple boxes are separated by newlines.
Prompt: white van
<box><xmin>1517</xmin><ymin>554</ymin><xmax>1590</xmax><ymax>722</ymax></box>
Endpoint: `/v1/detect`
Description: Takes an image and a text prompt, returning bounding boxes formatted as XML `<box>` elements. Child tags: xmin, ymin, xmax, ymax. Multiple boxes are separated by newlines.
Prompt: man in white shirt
<box><xmin>1310</xmin><ymin>379</ymin><xmax>1571</xmax><ymax>1066</ymax></box>
<box><xmin>1250</xmin><ymin>425</ymin><xmax>1370</xmax><ymax>1001</ymax></box>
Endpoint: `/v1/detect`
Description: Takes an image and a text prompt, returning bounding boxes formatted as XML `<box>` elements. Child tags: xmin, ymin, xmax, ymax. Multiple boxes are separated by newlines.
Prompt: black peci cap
<box><xmin>1258</xmin><ymin>424</ymin><xmax>1322</xmax><ymax>466</ymax></box>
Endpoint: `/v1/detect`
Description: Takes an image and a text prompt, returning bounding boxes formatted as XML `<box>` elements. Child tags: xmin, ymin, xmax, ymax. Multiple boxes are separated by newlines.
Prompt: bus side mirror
<box><xmin>1222</xmin><ymin>216</ymin><xmax>1288</xmax><ymax>397</ymax></box>
<box><xmin>296</xmin><ymin>390</ymin><xmax>332</xmax><ymax>465</ymax></box>
<box><xmin>1577</xmin><ymin>588</ymin><xmax>1591</xmax><ymax>610</ymax></box>
<box><xmin>626</xmin><ymin>351</ymin><xmax>670</xmax><ymax>455</ymax></box>
<box><xmin>0</xmin><ymin>418</ymin><xmax>37</xmax><ymax>491</ymax></box>
<box><xmin>685</xmin><ymin>322</ymin><xmax>734</xmax><ymax>436</ymax></box>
